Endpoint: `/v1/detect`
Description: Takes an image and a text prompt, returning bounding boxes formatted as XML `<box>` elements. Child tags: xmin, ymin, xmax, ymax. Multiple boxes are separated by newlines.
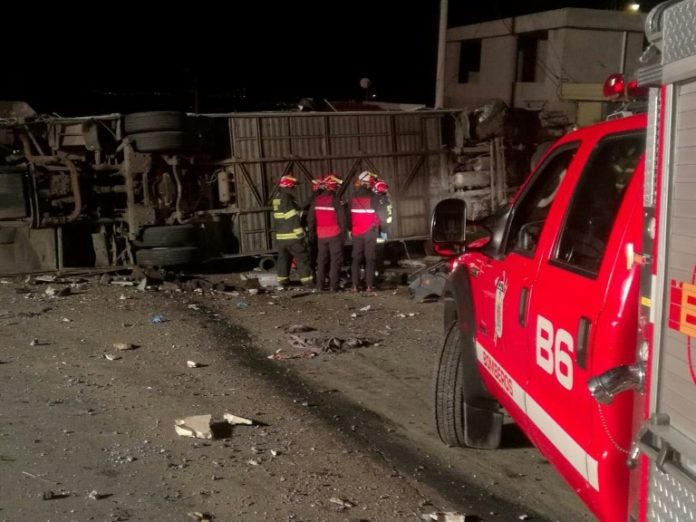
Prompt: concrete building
<box><xmin>444</xmin><ymin>8</ymin><xmax>647</xmax><ymax>126</ymax></box>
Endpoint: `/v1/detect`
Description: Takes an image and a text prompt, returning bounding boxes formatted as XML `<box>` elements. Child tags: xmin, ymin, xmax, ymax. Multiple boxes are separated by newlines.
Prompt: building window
<box><xmin>458</xmin><ymin>40</ymin><xmax>481</xmax><ymax>83</ymax></box>
<box><xmin>517</xmin><ymin>31</ymin><xmax>548</xmax><ymax>82</ymax></box>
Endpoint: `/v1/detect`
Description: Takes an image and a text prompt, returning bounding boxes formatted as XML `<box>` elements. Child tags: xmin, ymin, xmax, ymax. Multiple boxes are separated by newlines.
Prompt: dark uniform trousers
<box><xmin>316</xmin><ymin>234</ymin><xmax>343</xmax><ymax>291</ymax></box>
<box><xmin>277</xmin><ymin>238</ymin><xmax>312</xmax><ymax>285</ymax></box>
<box><xmin>351</xmin><ymin>228</ymin><xmax>378</xmax><ymax>289</ymax></box>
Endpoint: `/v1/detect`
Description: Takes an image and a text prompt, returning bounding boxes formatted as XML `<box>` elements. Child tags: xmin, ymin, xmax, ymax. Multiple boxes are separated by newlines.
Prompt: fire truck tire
<box><xmin>130</xmin><ymin>131</ymin><xmax>187</xmax><ymax>153</ymax></box>
<box><xmin>434</xmin><ymin>322</ymin><xmax>503</xmax><ymax>449</ymax></box>
<box><xmin>138</xmin><ymin>225</ymin><xmax>198</xmax><ymax>248</ymax></box>
<box><xmin>433</xmin><ymin>323</ymin><xmax>467</xmax><ymax>446</ymax></box>
<box><xmin>124</xmin><ymin>111</ymin><xmax>186</xmax><ymax>134</ymax></box>
<box><xmin>135</xmin><ymin>246</ymin><xmax>199</xmax><ymax>267</ymax></box>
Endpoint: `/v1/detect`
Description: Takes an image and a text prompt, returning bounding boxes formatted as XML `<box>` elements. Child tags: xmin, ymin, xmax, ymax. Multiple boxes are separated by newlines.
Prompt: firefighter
<box><xmin>272</xmin><ymin>174</ymin><xmax>313</xmax><ymax>287</ymax></box>
<box><xmin>349</xmin><ymin>171</ymin><xmax>391</xmax><ymax>292</ymax></box>
<box><xmin>307</xmin><ymin>174</ymin><xmax>347</xmax><ymax>292</ymax></box>
<box><xmin>372</xmin><ymin>179</ymin><xmax>393</xmax><ymax>279</ymax></box>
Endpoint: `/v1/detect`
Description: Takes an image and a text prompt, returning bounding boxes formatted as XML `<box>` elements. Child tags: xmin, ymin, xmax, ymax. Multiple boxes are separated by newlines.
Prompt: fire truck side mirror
<box><xmin>431</xmin><ymin>198</ymin><xmax>467</xmax><ymax>246</ymax></box>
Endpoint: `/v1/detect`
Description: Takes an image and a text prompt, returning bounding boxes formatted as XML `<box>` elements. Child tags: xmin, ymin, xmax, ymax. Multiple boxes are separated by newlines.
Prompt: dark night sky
<box><xmin>1</xmin><ymin>1</ymin><xmax>660</xmax><ymax>115</ymax></box>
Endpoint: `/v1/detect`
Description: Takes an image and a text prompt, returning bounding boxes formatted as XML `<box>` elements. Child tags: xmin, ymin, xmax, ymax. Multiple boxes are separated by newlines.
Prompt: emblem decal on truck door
<box><xmin>494</xmin><ymin>273</ymin><xmax>507</xmax><ymax>343</ymax></box>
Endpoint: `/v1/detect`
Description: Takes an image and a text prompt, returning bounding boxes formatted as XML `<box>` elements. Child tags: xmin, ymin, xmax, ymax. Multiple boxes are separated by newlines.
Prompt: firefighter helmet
<box><xmin>373</xmin><ymin>180</ymin><xmax>389</xmax><ymax>194</ymax></box>
<box><xmin>279</xmin><ymin>175</ymin><xmax>297</xmax><ymax>188</ymax></box>
<box><xmin>358</xmin><ymin>170</ymin><xmax>378</xmax><ymax>186</ymax></box>
<box><xmin>311</xmin><ymin>178</ymin><xmax>324</xmax><ymax>192</ymax></box>
<box><xmin>322</xmin><ymin>174</ymin><xmax>342</xmax><ymax>191</ymax></box>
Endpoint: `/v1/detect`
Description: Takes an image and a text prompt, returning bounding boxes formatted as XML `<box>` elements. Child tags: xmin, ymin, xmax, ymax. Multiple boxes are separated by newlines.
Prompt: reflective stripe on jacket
<box><xmin>273</xmin><ymin>189</ymin><xmax>304</xmax><ymax>241</ymax></box>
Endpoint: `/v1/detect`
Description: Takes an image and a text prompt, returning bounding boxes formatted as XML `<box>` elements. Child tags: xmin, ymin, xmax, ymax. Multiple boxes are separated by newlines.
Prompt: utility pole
<box><xmin>435</xmin><ymin>0</ymin><xmax>448</xmax><ymax>109</ymax></box>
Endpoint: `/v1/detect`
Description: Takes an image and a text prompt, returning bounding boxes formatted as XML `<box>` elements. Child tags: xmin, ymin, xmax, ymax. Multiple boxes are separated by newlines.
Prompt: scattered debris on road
<box><xmin>87</xmin><ymin>490</ymin><xmax>110</xmax><ymax>500</ymax></box>
<box><xmin>421</xmin><ymin>511</ymin><xmax>472</xmax><ymax>522</ymax></box>
<box><xmin>222</xmin><ymin>413</ymin><xmax>254</xmax><ymax>426</ymax></box>
<box><xmin>175</xmin><ymin>415</ymin><xmax>214</xmax><ymax>439</ymax></box>
<box><xmin>42</xmin><ymin>490</ymin><xmax>71</xmax><ymax>500</ymax></box>
<box><xmin>329</xmin><ymin>496</ymin><xmax>355</xmax><ymax>509</ymax></box>
<box><xmin>187</xmin><ymin>360</ymin><xmax>204</xmax><ymax>368</ymax></box>
<box><xmin>45</xmin><ymin>286</ymin><xmax>71</xmax><ymax>298</ymax></box>
<box><xmin>286</xmin><ymin>334</ymin><xmax>376</xmax><ymax>355</ymax></box>
<box><xmin>175</xmin><ymin>413</ymin><xmax>256</xmax><ymax>439</ymax></box>
<box><xmin>113</xmin><ymin>342</ymin><xmax>136</xmax><ymax>351</ymax></box>
<box><xmin>285</xmin><ymin>324</ymin><xmax>315</xmax><ymax>333</ymax></box>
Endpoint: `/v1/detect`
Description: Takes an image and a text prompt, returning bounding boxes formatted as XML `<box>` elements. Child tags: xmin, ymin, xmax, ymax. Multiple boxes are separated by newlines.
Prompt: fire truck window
<box><xmin>553</xmin><ymin>132</ymin><xmax>645</xmax><ymax>277</ymax></box>
<box><xmin>507</xmin><ymin>144</ymin><xmax>578</xmax><ymax>256</ymax></box>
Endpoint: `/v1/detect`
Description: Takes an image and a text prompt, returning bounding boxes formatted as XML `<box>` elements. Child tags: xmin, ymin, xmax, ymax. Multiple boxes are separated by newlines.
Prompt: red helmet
<box><xmin>279</xmin><ymin>175</ymin><xmax>297</xmax><ymax>188</ymax></box>
<box><xmin>322</xmin><ymin>174</ymin><xmax>342</xmax><ymax>191</ymax></box>
<box><xmin>373</xmin><ymin>180</ymin><xmax>389</xmax><ymax>194</ymax></box>
<box><xmin>311</xmin><ymin>178</ymin><xmax>324</xmax><ymax>192</ymax></box>
<box><xmin>358</xmin><ymin>170</ymin><xmax>378</xmax><ymax>186</ymax></box>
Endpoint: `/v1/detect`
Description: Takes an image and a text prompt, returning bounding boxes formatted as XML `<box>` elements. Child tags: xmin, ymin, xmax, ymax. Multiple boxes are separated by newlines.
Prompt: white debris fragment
<box><xmin>422</xmin><ymin>513</ymin><xmax>467</xmax><ymax>522</ymax></box>
<box><xmin>175</xmin><ymin>414</ymin><xmax>213</xmax><ymax>439</ymax></box>
<box><xmin>519</xmin><ymin>515</ymin><xmax>532</xmax><ymax>521</ymax></box>
<box><xmin>45</xmin><ymin>286</ymin><xmax>71</xmax><ymax>297</ymax></box>
<box><xmin>111</xmin><ymin>280</ymin><xmax>135</xmax><ymax>287</ymax></box>
<box><xmin>103</xmin><ymin>353</ymin><xmax>121</xmax><ymax>361</ymax></box>
<box><xmin>87</xmin><ymin>490</ymin><xmax>106</xmax><ymax>500</ymax></box>
<box><xmin>247</xmin><ymin>458</ymin><xmax>260</xmax><ymax>466</ymax></box>
<box><xmin>350</xmin><ymin>313</ymin><xmax>357</xmax><ymax>318</ymax></box>
<box><xmin>270</xmin><ymin>449</ymin><xmax>280</xmax><ymax>457</ymax></box>
<box><xmin>223</xmin><ymin>413</ymin><xmax>254</xmax><ymax>426</ymax></box>
<box><xmin>113</xmin><ymin>342</ymin><xmax>135</xmax><ymax>351</ymax></box>
<box><xmin>29</xmin><ymin>338</ymin><xmax>39</xmax><ymax>347</ymax></box>
<box><xmin>62</xmin><ymin>317</ymin><xmax>71</xmax><ymax>323</ymax></box>
<box><xmin>329</xmin><ymin>496</ymin><xmax>355</xmax><ymax>509</ymax></box>
<box><xmin>442</xmin><ymin>513</ymin><xmax>467</xmax><ymax>522</ymax></box>
<box><xmin>187</xmin><ymin>360</ymin><xmax>202</xmax><ymax>368</ymax></box>
<box><xmin>187</xmin><ymin>304</ymin><xmax>200</xmax><ymax>311</ymax></box>
<box><xmin>118</xmin><ymin>294</ymin><xmax>129</xmax><ymax>300</ymax></box>
<box><xmin>188</xmin><ymin>512</ymin><xmax>214</xmax><ymax>522</ymax></box>
<box><xmin>359</xmin><ymin>304</ymin><xmax>371</xmax><ymax>312</ymax></box>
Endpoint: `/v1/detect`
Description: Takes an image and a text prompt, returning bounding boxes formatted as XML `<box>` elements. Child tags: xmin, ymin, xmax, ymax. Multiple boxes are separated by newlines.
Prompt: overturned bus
<box><xmin>0</xmin><ymin>103</ymin><xmax>519</xmax><ymax>273</ymax></box>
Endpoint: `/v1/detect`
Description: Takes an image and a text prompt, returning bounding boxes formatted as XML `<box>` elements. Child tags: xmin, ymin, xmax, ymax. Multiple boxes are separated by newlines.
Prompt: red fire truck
<box><xmin>430</xmin><ymin>1</ymin><xmax>696</xmax><ymax>520</ymax></box>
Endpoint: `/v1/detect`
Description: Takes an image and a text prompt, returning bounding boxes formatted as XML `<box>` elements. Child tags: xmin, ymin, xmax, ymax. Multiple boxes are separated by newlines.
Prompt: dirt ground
<box><xmin>0</xmin><ymin>267</ymin><xmax>593</xmax><ymax>522</ymax></box>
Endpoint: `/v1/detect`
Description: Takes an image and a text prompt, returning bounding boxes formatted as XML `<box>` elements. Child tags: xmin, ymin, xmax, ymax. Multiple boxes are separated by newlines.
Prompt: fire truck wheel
<box><xmin>137</xmin><ymin>225</ymin><xmax>199</xmax><ymax>248</ymax></box>
<box><xmin>130</xmin><ymin>131</ymin><xmax>187</xmax><ymax>153</ymax></box>
<box><xmin>433</xmin><ymin>323</ymin><xmax>467</xmax><ymax>446</ymax></box>
<box><xmin>135</xmin><ymin>246</ymin><xmax>199</xmax><ymax>267</ymax></box>
<box><xmin>433</xmin><ymin>322</ymin><xmax>503</xmax><ymax>449</ymax></box>
<box><xmin>124</xmin><ymin>111</ymin><xmax>186</xmax><ymax>134</ymax></box>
